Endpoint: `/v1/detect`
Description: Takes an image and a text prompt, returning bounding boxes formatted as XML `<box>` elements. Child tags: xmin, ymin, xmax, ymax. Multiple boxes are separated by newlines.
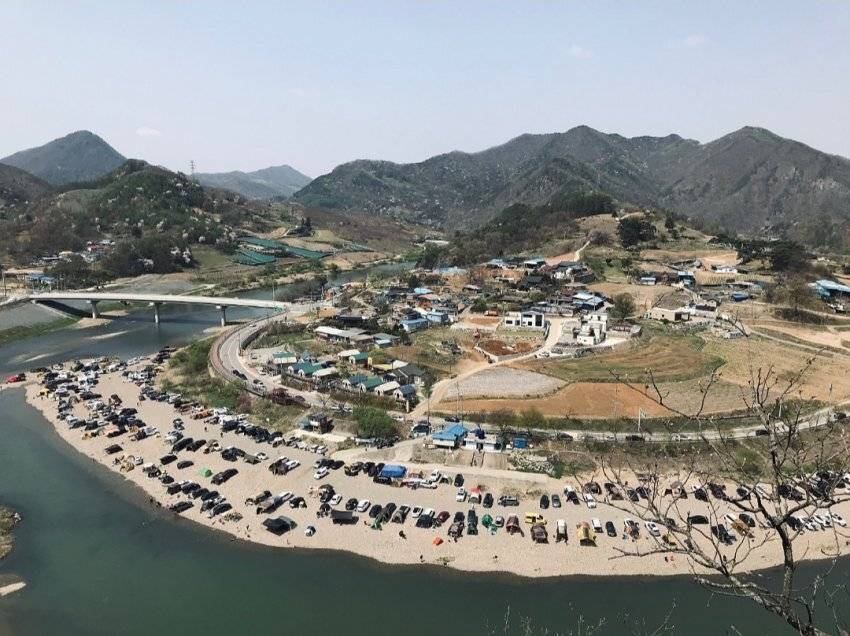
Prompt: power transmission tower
<box><xmin>189</xmin><ymin>160</ymin><xmax>196</xmax><ymax>179</ymax></box>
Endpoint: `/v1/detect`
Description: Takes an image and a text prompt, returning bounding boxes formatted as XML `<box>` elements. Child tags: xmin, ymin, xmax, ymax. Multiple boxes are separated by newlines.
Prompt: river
<box><xmin>0</xmin><ymin>287</ymin><xmax>843</xmax><ymax>635</ymax></box>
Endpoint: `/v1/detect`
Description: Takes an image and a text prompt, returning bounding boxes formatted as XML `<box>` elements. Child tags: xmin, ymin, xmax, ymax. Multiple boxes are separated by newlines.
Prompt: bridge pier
<box><xmin>89</xmin><ymin>300</ymin><xmax>99</xmax><ymax>319</ymax></box>
<box><xmin>217</xmin><ymin>305</ymin><xmax>227</xmax><ymax>327</ymax></box>
<box><xmin>151</xmin><ymin>302</ymin><xmax>162</xmax><ymax>324</ymax></box>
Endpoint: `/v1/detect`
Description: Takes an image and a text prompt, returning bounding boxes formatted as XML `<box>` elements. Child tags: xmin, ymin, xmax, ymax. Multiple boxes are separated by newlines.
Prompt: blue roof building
<box><xmin>431</xmin><ymin>424</ymin><xmax>468</xmax><ymax>449</ymax></box>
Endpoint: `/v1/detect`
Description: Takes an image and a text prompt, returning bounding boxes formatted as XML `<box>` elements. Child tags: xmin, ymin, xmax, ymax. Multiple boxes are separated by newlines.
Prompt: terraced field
<box><xmin>521</xmin><ymin>333</ymin><xmax>723</xmax><ymax>384</ymax></box>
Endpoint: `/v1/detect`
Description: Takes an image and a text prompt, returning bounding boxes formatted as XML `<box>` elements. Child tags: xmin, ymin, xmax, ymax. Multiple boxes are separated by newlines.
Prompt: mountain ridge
<box><xmin>292</xmin><ymin>125</ymin><xmax>850</xmax><ymax>248</ymax></box>
<box><xmin>194</xmin><ymin>164</ymin><xmax>311</xmax><ymax>199</ymax></box>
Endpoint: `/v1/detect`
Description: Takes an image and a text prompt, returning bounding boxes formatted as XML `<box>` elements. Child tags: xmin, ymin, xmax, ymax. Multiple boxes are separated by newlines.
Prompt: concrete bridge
<box><xmin>29</xmin><ymin>292</ymin><xmax>286</xmax><ymax>326</ymax></box>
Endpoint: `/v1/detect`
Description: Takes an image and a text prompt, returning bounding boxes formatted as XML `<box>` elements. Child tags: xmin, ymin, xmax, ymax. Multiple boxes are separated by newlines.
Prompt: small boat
<box><xmin>305</xmin><ymin>525</ymin><xmax>316</xmax><ymax>537</ymax></box>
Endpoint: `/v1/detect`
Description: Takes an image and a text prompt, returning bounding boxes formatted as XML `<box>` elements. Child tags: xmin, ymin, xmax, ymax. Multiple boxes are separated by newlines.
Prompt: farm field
<box><xmin>520</xmin><ymin>333</ymin><xmax>723</xmax><ymax>384</ymax></box>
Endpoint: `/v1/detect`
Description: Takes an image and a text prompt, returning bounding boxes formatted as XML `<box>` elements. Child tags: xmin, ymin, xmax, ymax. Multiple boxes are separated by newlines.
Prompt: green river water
<box><xmin>0</xmin><ymin>293</ymin><xmax>844</xmax><ymax>635</ymax></box>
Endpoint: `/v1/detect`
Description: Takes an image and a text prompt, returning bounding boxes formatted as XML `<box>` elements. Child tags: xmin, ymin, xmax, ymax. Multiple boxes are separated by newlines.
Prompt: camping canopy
<box><xmin>379</xmin><ymin>464</ymin><xmax>407</xmax><ymax>479</ymax></box>
<box><xmin>200</xmin><ymin>468</ymin><xmax>213</xmax><ymax>477</ymax></box>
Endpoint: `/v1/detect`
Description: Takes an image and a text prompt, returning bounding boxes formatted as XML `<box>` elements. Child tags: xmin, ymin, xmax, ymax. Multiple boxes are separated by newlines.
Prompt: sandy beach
<box><xmin>23</xmin><ymin>364</ymin><xmax>850</xmax><ymax>579</ymax></box>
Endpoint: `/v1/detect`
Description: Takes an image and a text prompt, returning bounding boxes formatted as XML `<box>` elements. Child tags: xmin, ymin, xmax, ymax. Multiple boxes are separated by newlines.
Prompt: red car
<box><xmin>5</xmin><ymin>373</ymin><xmax>25</xmax><ymax>384</ymax></box>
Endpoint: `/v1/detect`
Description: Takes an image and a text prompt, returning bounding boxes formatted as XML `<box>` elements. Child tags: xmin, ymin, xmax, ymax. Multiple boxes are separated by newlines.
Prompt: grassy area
<box><xmin>0</xmin><ymin>506</ymin><xmax>18</xmax><ymax>560</ymax></box>
<box><xmin>385</xmin><ymin>326</ymin><xmax>469</xmax><ymax>378</ymax></box>
<box><xmin>525</xmin><ymin>333</ymin><xmax>723</xmax><ymax>384</ymax></box>
<box><xmin>0</xmin><ymin>316</ymin><xmax>78</xmax><ymax>348</ymax></box>
<box><xmin>160</xmin><ymin>338</ymin><xmax>306</xmax><ymax>432</ymax></box>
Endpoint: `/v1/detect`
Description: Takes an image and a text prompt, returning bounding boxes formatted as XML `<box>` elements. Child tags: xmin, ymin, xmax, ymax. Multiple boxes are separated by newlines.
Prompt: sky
<box><xmin>2</xmin><ymin>1</ymin><xmax>850</xmax><ymax>177</ymax></box>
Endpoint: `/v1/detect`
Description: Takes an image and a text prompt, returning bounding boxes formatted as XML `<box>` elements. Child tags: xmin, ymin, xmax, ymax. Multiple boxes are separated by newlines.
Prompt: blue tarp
<box><xmin>379</xmin><ymin>464</ymin><xmax>407</xmax><ymax>479</ymax></box>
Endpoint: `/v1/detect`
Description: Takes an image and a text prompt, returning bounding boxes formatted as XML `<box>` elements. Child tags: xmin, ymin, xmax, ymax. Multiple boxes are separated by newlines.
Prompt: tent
<box><xmin>379</xmin><ymin>464</ymin><xmax>407</xmax><ymax>479</ymax></box>
<box><xmin>200</xmin><ymin>468</ymin><xmax>213</xmax><ymax>477</ymax></box>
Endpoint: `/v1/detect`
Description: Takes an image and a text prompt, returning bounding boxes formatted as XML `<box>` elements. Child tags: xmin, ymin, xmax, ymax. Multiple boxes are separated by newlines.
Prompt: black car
<box><xmin>482</xmin><ymin>493</ymin><xmax>493</xmax><ymax>508</ymax></box>
<box><xmin>694</xmin><ymin>487</ymin><xmax>708</xmax><ymax>502</ymax></box>
<box><xmin>211</xmin><ymin>468</ymin><xmax>238</xmax><ymax>485</ymax></box>
<box><xmin>210</xmin><ymin>502</ymin><xmax>232</xmax><ymax>517</ymax></box>
<box><xmin>605</xmin><ymin>521</ymin><xmax>617</xmax><ymax>537</ymax></box>
<box><xmin>453</xmin><ymin>511</ymin><xmax>465</xmax><ymax>524</ymax></box>
<box><xmin>189</xmin><ymin>439</ymin><xmax>206</xmax><ymax>452</ymax></box>
<box><xmin>498</xmin><ymin>495</ymin><xmax>519</xmax><ymax>507</ymax></box>
<box><xmin>169</xmin><ymin>501</ymin><xmax>193</xmax><ymax>514</ymax></box>
<box><xmin>345</xmin><ymin>498</ymin><xmax>359</xmax><ymax>511</ymax></box>
<box><xmin>289</xmin><ymin>496</ymin><xmax>305</xmax><ymax>509</ymax></box>
<box><xmin>551</xmin><ymin>494</ymin><xmax>561</xmax><ymax>508</ymax></box>
<box><xmin>454</xmin><ymin>474</ymin><xmax>464</xmax><ymax>487</ymax></box>
<box><xmin>416</xmin><ymin>514</ymin><xmax>434</xmax><ymax>529</ymax></box>
<box><xmin>160</xmin><ymin>453</ymin><xmax>177</xmax><ymax>465</ymax></box>
<box><xmin>166</xmin><ymin>483</ymin><xmax>182</xmax><ymax>495</ymax></box>
<box><xmin>201</xmin><ymin>490</ymin><xmax>219</xmax><ymax>502</ymax></box>
<box><xmin>381</xmin><ymin>503</ymin><xmax>398</xmax><ymax>522</ymax></box>
<box><xmin>176</xmin><ymin>460</ymin><xmax>194</xmax><ymax>470</ymax></box>
<box><xmin>368</xmin><ymin>504</ymin><xmax>383</xmax><ymax>519</ymax></box>
<box><xmin>191</xmin><ymin>487</ymin><xmax>210</xmax><ymax>500</ymax></box>
<box><xmin>539</xmin><ymin>495</ymin><xmax>550</xmax><ymax>509</ymax></box>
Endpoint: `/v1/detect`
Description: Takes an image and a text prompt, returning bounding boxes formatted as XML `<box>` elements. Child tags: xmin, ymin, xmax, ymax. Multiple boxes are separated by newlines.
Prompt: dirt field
<box><xmin>478</xmin><ymin>338</ymin><xmax>539</xmax><ymax>357</ymax></box>
<box><xmin>702</xmin><ymin>334</ymin><xmax>850</xmax><ymax>403</ymax></box>
<box><xmin>441</xmin><ymin>366</ymin><xmax>565</xmax><ymax>400</ymax></box>
<box><xmin>521</xmin><ymin>333</ymin><xmax>723</xmax><ymax>384</ymax></box>
<box><xmin>446</xmin><ymin>382</ymin><xmax>672</xmax><ymax>419</ymax></box>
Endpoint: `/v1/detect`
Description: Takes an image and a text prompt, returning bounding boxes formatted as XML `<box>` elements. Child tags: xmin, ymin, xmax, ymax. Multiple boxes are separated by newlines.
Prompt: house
<box><xmin>272</xmin><ymin>351</ymin><xmax>298</xmax><ymax>373</ymax></box>
<box><xmin>394</xmin><ymin>384</ymin><xmax>417</xmax><ymax>402</ymax></box>
<box><xmin>502</xmin><ymin>310</ymin><xmax>546</xmax><ymax>329</ymax></box>
<box><xmin>400</xmin><ymin>318</ymin><xmax>430</xmax><ymax>333</ymax></box>
<box><xmin>639</xmin><ymin>276</ymin><xmax>657</xmax><ymax>286</ymax></box>
<box><xmin>356</xmin><ymin>376</ymin><xmax>385</xmax><ymax>393</ymax></box>
<box><xmin>336</xmin><ymin>348</ymin><xmax>361</xmax><ymax>360</ymax></box>
<box><xmin>646</xmin><ymin>292</ymin><xmax>692</xmax><ymax>323</ymax></box>
<box><xmin>811</xmin><ymin>279</ymin><xmax>850</xmax><ymax>300</ymax></box>
<box><xmin>374</xmin><ymin>380</ymin><xmax>400</xmax><ymax>396</ymax></box>
<box><xmin>371</xmin><ymin>333</ymin><xmax>399</xmax><ymax>347</ymax></box>
<box><xmin>391</xmin><ymin>364</ymin><xmax>428</xmax><ymax>387</ymax></box>
<box><xmin>348</xmin><ymin>352</ymin><xmax>370</xmax><ymax>366</ymax></box>
<box><xmin>712</xmin><ymin>264</ymin><xmax>739</xmax><ymax>274</ymax></box>
<box><xmin>523</xmin><ymin>258</ymin><xmax>546</xmax><ymax>270</ymax></box>
<box><xmin>342</xmin><ymin>374</ymin><xmax>368</xmax><ymax>390</ymax></box>
<box><xmin>431</xmin><ymin>424</ymin><xmax>468</xmax><ymax>449</ymax></box>
<box><xmin>571</xmin><ymin>292</ymin><xmax>605</xmax><ymax>311</ymax></box>
<box><xmin>286</xmin><ymin>362</ymin><xmax>325</xmax><ymax>378</ymax></box>
<box><xmin>677</xmin><ymin>271</ymin><xmax>696</xmax><ymax>286</ymax></box>
<box><xmin>462</xmin><ymin>430</ymin><xmax>503</xmax><ymax>453</ymax></box>
<box><xmin>312</xmin><ymin>367</ymin><xmax>339</xmax><ymax>381</ymax></box>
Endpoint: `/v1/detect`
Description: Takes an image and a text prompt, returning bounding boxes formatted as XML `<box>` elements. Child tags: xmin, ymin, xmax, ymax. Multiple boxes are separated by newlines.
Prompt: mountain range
<box><xmin>194</xmin><ymin>165</ymin><xmax>311</xmax><ymax>199</ymax></box>
<box><xmin>293</xmin><ymin>125</ymin><xmax>850</xmax><ymax>249</ymax></box>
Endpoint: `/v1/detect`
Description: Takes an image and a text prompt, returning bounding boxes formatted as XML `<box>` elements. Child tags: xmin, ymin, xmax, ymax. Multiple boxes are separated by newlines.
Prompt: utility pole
<box><xmin>189</xmin><ymin>160</ymin><xmax>196</xmax><ymax>180</ymax></box>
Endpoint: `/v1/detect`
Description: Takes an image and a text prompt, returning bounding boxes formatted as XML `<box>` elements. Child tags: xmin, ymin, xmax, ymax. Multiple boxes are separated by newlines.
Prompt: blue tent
<box><xmin>379</xmin><ymin>464</ymin><xmax>407</xmax><ymax>479</ymax></box>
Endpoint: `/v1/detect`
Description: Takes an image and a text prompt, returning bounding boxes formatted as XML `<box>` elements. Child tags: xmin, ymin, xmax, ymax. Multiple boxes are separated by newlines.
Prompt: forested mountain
<box><xmin>1</xmin><ymin>131</ymin><xmax>126</xmax><ymax>186</ymax></box>
<box><xmin>293</xmin><ymin>126</ymin><xmax>850</xmax><ymax>249</ymax></box>
<box><xmin>0</xmin><ymin>163</ymin><xmax>50</xmax><ymax>209</ymax></box>
<box><xmin>195</xmin><ymin>164</ymin><xmax>311</xmax><ymax>199</ymax></box>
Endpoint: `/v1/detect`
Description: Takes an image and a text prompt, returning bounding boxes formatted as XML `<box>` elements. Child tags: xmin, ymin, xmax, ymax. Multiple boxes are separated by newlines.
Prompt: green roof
<box><xmin>239</xmin><ymin>236</ymin><xmax>286</xmax><ymax>250</ymax></box>
<box><xmin>359</xmin><ymin>376</ymin><xmax>384</xmax><ymax>390</ymax></box>
<box><xmin>232</xmin><ymin>249</ymin><xmax>277</xmax><ymax>266</ymax></box>
<box><xmin>282</xmin><ymin>244</ymin><xmax>331</xmax><ymax>260</ymax></box>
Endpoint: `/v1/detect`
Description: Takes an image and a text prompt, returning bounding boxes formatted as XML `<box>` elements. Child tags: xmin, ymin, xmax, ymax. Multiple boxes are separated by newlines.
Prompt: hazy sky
<box><xmin>2</xmin><ymin>1</ymin><xmax>849</xmax><ymax>177</ymax></box>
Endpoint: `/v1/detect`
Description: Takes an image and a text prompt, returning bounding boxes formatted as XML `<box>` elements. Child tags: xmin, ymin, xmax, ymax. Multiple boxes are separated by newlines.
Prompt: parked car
<box><xmin>455</xmin><ymin>487</ymin><xmax>467</xmax><ymax>502</ymax></box>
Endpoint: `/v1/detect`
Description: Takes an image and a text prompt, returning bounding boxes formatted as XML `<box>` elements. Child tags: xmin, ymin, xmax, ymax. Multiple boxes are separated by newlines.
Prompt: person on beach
<box><xmin>399</xmin><ymin>530</ymin><xmax>406</xmax><ymax>539</ymax></box>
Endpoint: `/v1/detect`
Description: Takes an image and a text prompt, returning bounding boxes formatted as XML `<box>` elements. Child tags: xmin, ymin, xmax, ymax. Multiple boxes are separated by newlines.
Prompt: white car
<box><xmin>591</xmin><ymin>518</ymin><xmax>603</xmax><ymax>534</ymax></box>
<box><xmin>255</xmin><ymin>452</ymin><xmax>268</xmax><ymax>461</ymax></box>
<box><xmin>429</xmin><ymin>470</ymin><xmax>443</xmax><ymax>483</ymax></box>
<box><xmin>284</xmin><ymin>459</ymin><xmax>300</xmax><ymax>471</ymax></box>
<box><xmin>456</xmin><ymin>487</ymin><xmax>467</xmax><ymax>502</ymax></box>
<box><xmin>802</xmin><ymin>518</ymin><xmax>820</xmax><ymax>532</ymax></box>
<box><xmin>830</xmin><ymin>512</ymin><xmax>847</xmax><ymax>527</ymax></box>
<box><xmin>411</xmin><ymin>506</ymin><xmax>423</xmax><ymax>518</ymax></box>
<box><xmin>330</xmin><ymin>494</ymin><xmax>343</xmax><ymax>507</ymax></box>
<box><xmin>313</xmin><ymin>467</ymin><xmax>329</xmax><ymax>480</ymax></box>
<box><xmin>814</xmin><ymin>514</ymin><xmax>832</xmax><ymax>529</ymax></box>
<box><xmin>422</xmin><ymin>508</ymin><xmax>435</xmax><ymax>519</ymax></box>
<box><xmin>584</xmin><ymin>494</ymin><xmax>597</xmax><ymax>509</ymax></box>
<box><xmin>645</xmin><ymin>521</ymin><xmax>661</xmax><ymax>537</ymax></box>
<box><xmin>356</xmin><ymin>499</ymin><xmax>371</xmax><ymax>513</ymax></box>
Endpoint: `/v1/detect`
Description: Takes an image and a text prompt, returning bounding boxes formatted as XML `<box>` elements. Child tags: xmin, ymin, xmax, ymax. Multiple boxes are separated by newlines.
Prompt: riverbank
<box><xmin>24</xmin><ymin>365</ymin><xmax>850</xmax><ymax>579</ymax></box>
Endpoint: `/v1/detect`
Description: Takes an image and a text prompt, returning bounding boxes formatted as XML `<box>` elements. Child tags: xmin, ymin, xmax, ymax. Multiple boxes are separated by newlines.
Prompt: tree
<box><xmin>618</xmin><ymin>217</ymin><xmax>656</xmax><ymax>248</ymax></box>
<box><xmin>352</xmin><ymin>406</ymin><xmax>397</xmax><ymax>439</ymax></box>
<box><xmin>609</xmin><ymin>293</ymin><xmax>636</xmax><ymax>322</ymax></box>
<box><xmin>580</xmin><ymin>343</ymin><xmax>850</xmax><ymax>636</ymax></box>
<box><xmin>785</xmin><ymin>276</ymin><xmax>816</xmax><ymax>316</ymax></box>
<box><xmin>770</xmin><ymin>241</ymin><xmax>809</xmax><ymax>273</ymax></box>
<box><xmin>471</xmin><ymin>297</ymin><xmax>488</xmax><ymax>313</ymax></box>
<box><xmin>664</xmin><ymin>216</ymin><xmax>676</xmax><ymax>230</ymax></box>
